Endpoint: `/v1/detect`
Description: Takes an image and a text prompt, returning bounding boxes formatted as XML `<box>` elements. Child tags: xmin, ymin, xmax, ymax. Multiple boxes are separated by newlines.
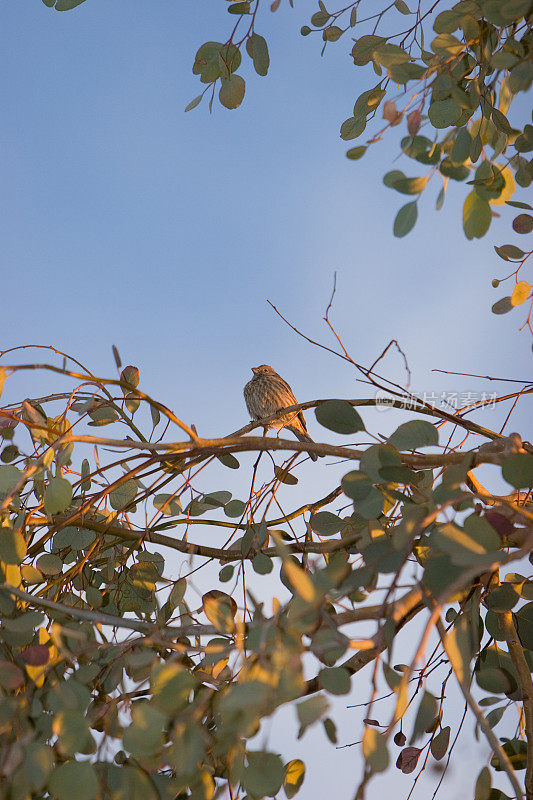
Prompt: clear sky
<box><xmin>1</xmin><ymin>2</ymin><xmax>531</xmax><ymax>799</ymax></box>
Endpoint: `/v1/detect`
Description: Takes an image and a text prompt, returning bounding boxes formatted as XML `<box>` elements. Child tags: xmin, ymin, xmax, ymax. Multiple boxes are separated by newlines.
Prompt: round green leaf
<box><xmin>252</xmin><ymin>552</ymin><xmax>273</xmax><ymax>574</ymax></box>
<box><xmin>0</xmin><ymin>528</ymin><xmax>27</xmax><ymax>564</ymax></box>
<box><xmin>451</xmin><ymin>127</ymin><xmax>472</xmax><ymax>163</ymax></box>
<box><xmin>502</xmin><ymin>453</ymin><xmax>533</xmax><ymax>488</ymax></box>
<box><xmin>44</xmin><ymin>477</ymin><xmax>73</xmax><ymax>515</ymax></box>
<box><xmin>219</xmin><ymin>74</ymin><xmax>246</xmax><ymax>109</ymax></box>
<box><xmin>246</xmin><ymin>33</ymin><xmax>269</xmax><ymax>76</ymax></box>
<box><xmin>153</xmin><ymin>493</ymin><xmax>181</xmax><ymax>516</ymax></box>
<box><xmin>217</xmin><ymin>453</ymin><xmax>240</xmax><ymax>469</ymax></box>
<box><xmin>151</xmin><ymin>663</ymin><xmax>197</xmax><ymax>715</ymax></box>
<box><xmin>515</xmin><ymin>602</ymin><xmax>533</xmax><ymax>649</ymax></box>
<box><xmin>487</xmin><ymin>584</ymin><xmax>519</xmax><ymax>611</ymax></box>
<box><xmin>311</xmin><ymin>10</ymin><xmax>330</xmax><ymax>25</ymax></box>
<box><xmin>218</xmin><ymin>564</ymin><xmax>235</xmax><ymax>583</ymax></box>
<box><xmin>428</xmin><ymin>98</ymin><xmax>461</xmax><ymax>128</ymax></box>
<box><xmin>430</xmin><ymin>726</ymin><xmax>450</xmax><ymax>760</ymax></box>
<box><xmin>393</xmin><ymin>201</ymin><xmax>418</xmax><ymax>237</ymax></box>
<box><xmin>219</xmin><ymin>564</ymin><xmax>235</xmax><ymax>583</ymax></box>
<box><xmin>36</xmin><ymin>553</ymin><xmax>63</xmax><ymax>576</ymax></box>
<box><xmin>463</xmin><ymin>191</ymin><xmax>491</xmax><ymax>240</ymax></box>
<box><xmin>0</xmin><ymin>465</ymin><xmax>23</xmax><ymax>498</ymax></box>
<box><xmin>193</xmin><ymin>41</ymin><xmax>225</xmax><ymax>82</ymax></box>
<box><xmin>389</xmin><ymin>176</ymin><xmax>428</xmax><ymax>195</ymax></box>
<box><xmin>340</xmin><ymin>116</ymin><xmax>367</xmax><ymax>141</ymax></box>
<box><xmin>109</xmin><ymin>479</ymin><xmax>137</xmax><ymax>510</ymax></box>
<box><xmin>122</xmin><ymin>703</ymin><xmax>166</xmax><ymax>757</ymax></box>
<box><xmin>315</xmin><ymin>400</ymin><xmax>364</xmax><ymax>434</ymax></box>
<box><xmin>53</xmin><ymin>709</ymin><xmax>91</xmax><ymax>755</ymax></box>
<box><xmin>54</xmin><ymin>0</ymin><xmax>88</xmax><ymax>9</ymax></box>
<box><xmin>224</xmin><ymin>499</ymin><xmax>246</xmax><ymax>517</ymax></box>
<box><xmin>346</xmin><ymin>145</ymin><xmax>367</xmax><ymax>160</ymax></box>
<box><xmin>53</xmin><ymin>526</ymin><xmax>95</xmax><ymax>552</ymax></box>
<box><xmin>243</xmin><ymin>751</ymin><xmax>285</xmax><ymax>797</ymax></box>
<box><xmin>203</xmin><ymin>490</ymin><xmax>232</xmax><ymax>508</ymax></box>
<box><xmin>24</xmin><ymin>742</ymin><xmax>54</xmax><ymax>791</ymax></box>
<box><xmin>341</xmin><ymin>470</ymin><xmax>373</xmax><ymax>500</ymax></box>
<box><xmin>310</xmin><ymin>511</ymin><xmax>344</xmax><ymax>536</ymax></box>
<box><xmin>48</xmin><ymin>761</ymin><xmax>99</xmax><ymax>800</ymax></box>
<box><xmin>475</xmin><ymin>666</ymin><xmax>514</xmax><ymax>695</ymax></box>
<box><xmin>388</xmin><ymin>420</ymin><xmax>438</xmax><ymax>450</ymax></box>
<box><xmin>318</xmin><ymin>666</ymin><xmax>351</xmax><ymax>695</ymax></box>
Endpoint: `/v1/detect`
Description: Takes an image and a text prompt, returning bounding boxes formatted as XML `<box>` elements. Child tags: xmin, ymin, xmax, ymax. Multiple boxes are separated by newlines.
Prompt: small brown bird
<box><xmin>244</xmin><ymin>364</ymin><xmax>318</xmax><ymax>461</ymax></box>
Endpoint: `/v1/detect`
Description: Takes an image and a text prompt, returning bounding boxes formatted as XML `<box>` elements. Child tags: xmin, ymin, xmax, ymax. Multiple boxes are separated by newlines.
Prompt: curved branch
<box><xmin>498</xmin><ymin>609</ymin><xmax>533</xmax><ymax>800</ymax></box>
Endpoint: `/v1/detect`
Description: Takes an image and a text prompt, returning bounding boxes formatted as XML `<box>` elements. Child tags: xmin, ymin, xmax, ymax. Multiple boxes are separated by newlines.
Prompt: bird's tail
<box><xmin>289</xmin><ymin>427</ymin><xmax>319</xmax><ymax>462</ymax></box>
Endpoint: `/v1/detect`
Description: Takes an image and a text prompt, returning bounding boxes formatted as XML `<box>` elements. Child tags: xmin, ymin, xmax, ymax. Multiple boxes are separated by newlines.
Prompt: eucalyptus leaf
<box><xmin>315</xmin><ymin>400</ymin><xmax>364</xmax><ymax>434</ymax></box>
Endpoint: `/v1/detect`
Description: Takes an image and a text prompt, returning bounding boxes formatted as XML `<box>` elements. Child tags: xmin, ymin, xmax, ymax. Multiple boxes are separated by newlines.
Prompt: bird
<box><xmin>243</xmin><ymin>364</ymin><xmax>319</xmax><ymax>461</ymax></box>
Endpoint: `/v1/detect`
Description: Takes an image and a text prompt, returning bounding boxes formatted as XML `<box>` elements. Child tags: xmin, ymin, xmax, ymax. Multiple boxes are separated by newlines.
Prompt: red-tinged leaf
<box><xmin>484</xmin><ymin>510</ymin><xmax>514</xmax><ymax>539</ymax></box>
<box><xmin>21</xmin><ymin>645</ymin><xmax>49</xmax><ymax>666</ymax></box>
<box><xmin>383</xmin><ymin>100</ymin><xmax>402</xmax><ymax>126</ymax></box>
<box><xmin>0</xmin><ymin>660</ymin><xmax>24</xmax><ymax>689</ymax></box>
<box><xmin>271</xmin><ymin>0</ymin><xmax>281</xmax><ymax>9</ymax></box>
<box><xmin>396</xmin><ymin>746</ymin><xmax>422</xmax><ymax>774</ymax></box>
<box><xmin>363</xmin><ymin>718</ymin><xmax>381</xmax><ymax>727</ymax></box>
<box><xmin>407</xmin><ymin>109</ymin><xmax>421</xmax><ymax>136</ymax></box>
<box><xmin>394</xmin><ymin>731</ymin><xmax>407</xmax><ymax>746</ymax></box>
<box><xmin>513</xmin><ymin>214</ymin><xmax>533</xmax><ymax>234</ymax></box>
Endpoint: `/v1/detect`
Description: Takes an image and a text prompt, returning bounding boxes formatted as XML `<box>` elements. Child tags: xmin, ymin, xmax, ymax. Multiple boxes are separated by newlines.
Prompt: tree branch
<box><xmin>498</xmin><ymin>609</ymin><xmax>533</xmax><ymax>800</ymax></box>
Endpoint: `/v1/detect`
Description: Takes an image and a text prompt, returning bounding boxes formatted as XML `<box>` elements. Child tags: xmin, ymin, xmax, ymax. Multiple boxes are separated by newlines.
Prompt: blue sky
<box><xmin>1</xmin><ymin>2</ymin><xmax>531</xmax><ymax>799</ymax></box>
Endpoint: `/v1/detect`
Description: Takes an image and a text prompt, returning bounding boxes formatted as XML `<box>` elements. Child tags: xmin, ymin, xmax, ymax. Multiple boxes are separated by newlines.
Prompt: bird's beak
<box><xmin>251</xmin><ymin>367</ymin><xmax>259</xmax><ymax>375</ymax></box>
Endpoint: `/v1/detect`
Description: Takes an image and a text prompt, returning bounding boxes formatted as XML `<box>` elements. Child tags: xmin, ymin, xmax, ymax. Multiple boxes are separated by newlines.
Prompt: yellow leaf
<box><xmin>272</xmin><ymin>597</ymin><xmax>281</xmax><ymax>614</ymax></box>
<box><xmin>490</xmin><ymin>166</ymin><xmax>515</xmax><ymax>206</ymax></box>
<box><xmin>4</xmin><ymin>564</ymin><xmax>21</xmax><ymax>588</ymax></box>
<box><xmin>212</xmin><ymin>658</ymin><xmax>229</xmax><ymax>679</ymax></box>
<box><xmin>284</xmin><ymin>759</ymin><xmax>306</xmax><ymax>798</ymax></box>
<box><xmin>235</xmin><ymin>614</ymin><xmax>245</xmax><ymax>652</ymax></box>
<box><xmin>283</xmin><ymin>561</ymin><xmax>316</xmax><ymax>603</ymax></box>
<box><xmin>240</xmin><ymin>661</ymin><xmax>277</xmax><ymax>686</ymax></box>
<box><xmin>193</xmin><ymin>772</ymin><xmax>215</xmax><ymax>800</ymax></box>
<box><xmin>498</xmin><ymin>75</ymin><xmax>513</xmax><ymax>114</ymax></box>
<box><xmin>511</xmin><ymin>281</ymin><xmax>532</xmax><ymax>306</ymax></box>
<box><xmin>202</xmin><ymin>590</ymin><xmax>237</xmax><ymax>633</ymax></box>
